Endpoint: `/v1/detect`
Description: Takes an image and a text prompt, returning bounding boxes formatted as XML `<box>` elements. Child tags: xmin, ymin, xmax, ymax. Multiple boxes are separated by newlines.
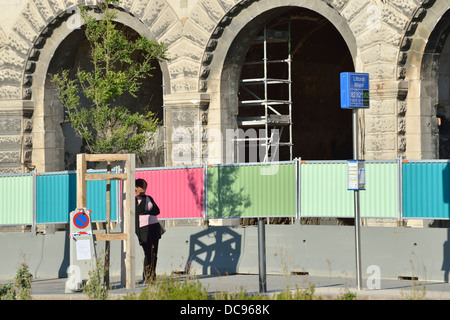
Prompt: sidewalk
<box><xmin>27</xmin><ymin>273</ymin><xmax>450</xmax><ymax>300</ymax></box>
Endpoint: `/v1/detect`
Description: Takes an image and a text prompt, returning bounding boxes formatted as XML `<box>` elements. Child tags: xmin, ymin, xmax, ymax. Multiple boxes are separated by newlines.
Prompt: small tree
<box><xmin>52</xmin><ymin>0</ymin><xmax>168</xmax><ymax>156</ymax></box>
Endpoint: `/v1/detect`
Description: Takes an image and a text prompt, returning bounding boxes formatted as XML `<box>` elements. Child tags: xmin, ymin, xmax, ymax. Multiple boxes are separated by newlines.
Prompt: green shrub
<box><xmin>15</xmin><ymin>263</ymin><xmax>33</xmax><ymax>300</ymax></box>
<box><xmin>82</xmin><ymin>258</ymin><xmax>109</xmax><ymax>300</ymax></box>
<box><xmin>0</xmin><ymin>282</ymin><xmax>16</xmax><ymax>300</ymax></box>
<box><xmin>275</xmin><ymin>284</ymin><xmax>320</xmax><ymax>300</ymax></box>
<box><xmin>213</xmin><ymin>286</ymin><xmax>268</xmax><ymax>300</ymax></box>
<box><xmin>124</xmin><ymin>276</ymin><xmax>210</xmax><ymax>300</ymax></box>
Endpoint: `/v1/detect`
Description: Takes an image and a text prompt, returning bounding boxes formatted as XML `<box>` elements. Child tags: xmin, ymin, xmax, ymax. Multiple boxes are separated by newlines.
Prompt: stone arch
<box><xmin>434</xmin><ymin>13</ymin><xmax>450</xmax><ymax>158</ymax></box>
<box><xmin>0</xmin><ymin>0</ymin><xmax>175</xmax><ymax>100</ymax></box>
<box><xmin>398</xmin><ymin>0</ymin><xmax>446</xmax><ymax>159</ymax></box>
<box><xmin>7</xmin><ymin>1</ymin><xmax>170</xmax><ymax>171</ymax></box>
<box><xmin>201</xmin><ymin>0</ymin><xmax>358</xmax><ymax>163</ymax></box>
<box><xmin>204</xmin><ymin>0</ymin><xmax>358</xmax><ymax>93</ymax></box>
<box><xmin>417</xmin><ymin>9</ymin><xmax>450</xmax><ymax>159</ymax></box>
<box><xmin>23</xmin><ymin>1</ymin><xmax>170</xmax><ymax>101</ymax></box>
<box><xmin>0</xmin><ymin>26</ymin><xmax>6</xmax><ymax>49</ymax></box>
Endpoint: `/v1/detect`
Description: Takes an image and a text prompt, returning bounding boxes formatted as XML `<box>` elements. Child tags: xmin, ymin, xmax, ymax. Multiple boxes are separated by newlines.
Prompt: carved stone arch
<box><xmin>396</xmin><ymin>0</ymin><xmax>438</xmax><ymax>82</ymax></box>
<box><xmin>19</xmin><ymin>1</ymin><xmax>170</xmax><ymax>102</ymax></box>
<box><xmin>162</xmin><ymin>0</ymin><xmax>226</xmax><ymax>94</ymax></box>
<box><xmin>202</xmin><ymin>0</ymin><xmax>358</xmax><ymax>93</ymax></box>
<box><xmin>198</xmin><ymin>0</ymin><xmax>358</xmax><ymax>163</ymax></box>
<box><xmin>395</xmin><ymin>0</ymin><xmax>447</xmax><ymax>159</ymax></box>
<box><xmin>0</xmin><ymin>26</ymin><xmax>6</xmax><ymax>48</ymax></box>
<box><xmin>18</xmin><ymin>2</ymin><xmax>169</xmax><ymax>171</ymax></box>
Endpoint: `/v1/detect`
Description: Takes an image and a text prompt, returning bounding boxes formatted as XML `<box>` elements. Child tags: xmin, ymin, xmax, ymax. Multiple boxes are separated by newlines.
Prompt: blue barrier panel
<box><xmin>36</xmin><ymin>171</ymin><xmax>118</xmax><ymax>224</ymax></box>
<box><xmin>403</xmin><ymin>161</ymin><xmax>450</xmax><ymax>219</ymax></box>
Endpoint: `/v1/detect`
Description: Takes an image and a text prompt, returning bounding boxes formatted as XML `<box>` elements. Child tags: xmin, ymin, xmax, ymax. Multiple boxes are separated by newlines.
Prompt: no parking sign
<box><xmin>73</xmin><ymin>211</ymin><xmax>90</xmax><ymax>229</ymax></box>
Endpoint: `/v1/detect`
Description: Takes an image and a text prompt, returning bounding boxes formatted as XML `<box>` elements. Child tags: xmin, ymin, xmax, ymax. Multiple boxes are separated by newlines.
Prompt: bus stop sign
<box><xmin>340</xmin><ymin>72</ymin><xmax>370</xmax><ymax>109</ymax></box>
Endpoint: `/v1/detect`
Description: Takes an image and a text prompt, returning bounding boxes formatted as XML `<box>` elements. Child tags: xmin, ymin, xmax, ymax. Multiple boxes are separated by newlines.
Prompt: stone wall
<box><xmin>0</xmin><ymin>0</ymin><xmax>447</xmax><ymax>173</ymax></box>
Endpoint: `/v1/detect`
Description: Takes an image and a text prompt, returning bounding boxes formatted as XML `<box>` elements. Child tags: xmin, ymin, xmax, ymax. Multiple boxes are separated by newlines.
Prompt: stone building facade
<box><xmin>0</xmin><ymin>0</ymin><xmax>449</xmax><ymax>173</ymax></box>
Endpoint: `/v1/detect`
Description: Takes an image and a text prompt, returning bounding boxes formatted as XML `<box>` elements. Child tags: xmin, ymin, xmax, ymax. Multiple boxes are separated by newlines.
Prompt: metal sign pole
<box><xmin>352</xmin><ymin>109</ymin><xmax>363</xmax><ymax>291</ymax></box>
<box><xmin>258</xmin><ymin>218</ymin><xmax>267</xmax><ymax>293</ymax></box>
<box><xmin>341</xmin><ymin>72</ymin><xmax>368</xmax><ymax>291</ymax></box>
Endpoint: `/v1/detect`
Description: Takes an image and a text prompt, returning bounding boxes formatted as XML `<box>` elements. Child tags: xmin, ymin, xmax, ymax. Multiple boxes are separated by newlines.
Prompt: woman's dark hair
<box><xmin>135</xmin><ymin>178</ymin><xmax>147</xmax><ymax>189</ymax></box>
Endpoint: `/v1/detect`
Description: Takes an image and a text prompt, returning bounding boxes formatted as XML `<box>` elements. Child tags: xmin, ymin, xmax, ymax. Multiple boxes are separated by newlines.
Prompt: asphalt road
<box><xmin>23</xmin><ymin>273</ymin><xmax>450</xmax><ymax>300</ymax></box>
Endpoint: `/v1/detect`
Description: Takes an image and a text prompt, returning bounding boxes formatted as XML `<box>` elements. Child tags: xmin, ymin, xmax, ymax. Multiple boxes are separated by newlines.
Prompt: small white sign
<box><xmin>348</xmin><ymin>160</ymin><xmax>365</xmax><ymax>190</ymax></box>
<box><xmin>76</xmin><ymin>239</ymin><xmax>92</xmax><ymax>260</ymax></box>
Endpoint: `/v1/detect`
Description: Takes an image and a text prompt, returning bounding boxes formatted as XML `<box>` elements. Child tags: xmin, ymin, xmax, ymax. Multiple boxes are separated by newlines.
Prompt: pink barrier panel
<box><xmin>136</xmin><ymin>167</ymin><xmax>204</xmax><ymax>219</ymax></box>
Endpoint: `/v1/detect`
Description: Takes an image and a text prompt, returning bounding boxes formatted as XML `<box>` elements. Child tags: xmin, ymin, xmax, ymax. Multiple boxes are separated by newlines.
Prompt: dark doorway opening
<box><xmin>238</xmin><ymin>8</ymin><xmax>354</xmax><ymax>162</ymax></box>
<box><xmin>434</xmin><ymin>11</ymin><xmax>450</xmax><ymax>159</ymax></box>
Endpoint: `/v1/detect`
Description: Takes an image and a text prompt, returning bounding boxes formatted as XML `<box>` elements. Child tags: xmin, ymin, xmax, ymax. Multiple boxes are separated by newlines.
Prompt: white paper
<box><xmin>347</xmin><ymin>161</ymin><xmax>358</xmax><ymax>190</ymax></box>
<box><xmin>76</xmin><ymin>239</ymin><xmax>92</xmax><ymax>260</ymax></box>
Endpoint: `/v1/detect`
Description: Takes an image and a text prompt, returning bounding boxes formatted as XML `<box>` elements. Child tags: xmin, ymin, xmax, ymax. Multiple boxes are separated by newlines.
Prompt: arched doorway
<box><xmin>433</xmin><ymin>11</ymin><xmax>450</xmax><ymax>159</ymax></box>
<box><xmin>44</xmin><ymin>22</ymin><xmax>164</xmax><ymax>170</ymax></box>
<box><xmin>223</xmin><ymin>7</ymin><xmax>354</xmax><ymax>163</ymax></box>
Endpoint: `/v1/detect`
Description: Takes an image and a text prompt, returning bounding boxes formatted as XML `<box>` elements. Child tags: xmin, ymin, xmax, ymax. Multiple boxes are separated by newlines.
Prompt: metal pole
<box><xmin>352</xmin><ymin>109</ymin><xmax>362</xmax><ymax>290</ymax></box>
<box><xmin>354</xmin><ymin>189</ymin><xmax>362</xmax><ymax>290</ymax></box>
<box><xmin>258</xmin><ymin>218</ymin><xmax>267</xmax><ymax>293</ymax></box>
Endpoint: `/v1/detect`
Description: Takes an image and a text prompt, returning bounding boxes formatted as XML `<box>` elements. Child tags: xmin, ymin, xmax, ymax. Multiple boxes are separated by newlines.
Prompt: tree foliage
<box><xmin>52</xmin><ymin>0</ymin><xmax>168</xmax><ymax>155</ymax></box>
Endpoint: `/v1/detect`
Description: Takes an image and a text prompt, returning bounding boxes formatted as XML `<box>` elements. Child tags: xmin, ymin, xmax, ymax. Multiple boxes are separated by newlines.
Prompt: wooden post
<box><xmin>124</xmin><ymin>154</ymin><xmax>135</xmax><ymax>289</ymax></box>
<box><xmin>77</xmin><ymin>153</ymin><xmax>87</xmax><ymax>208</ymax></box>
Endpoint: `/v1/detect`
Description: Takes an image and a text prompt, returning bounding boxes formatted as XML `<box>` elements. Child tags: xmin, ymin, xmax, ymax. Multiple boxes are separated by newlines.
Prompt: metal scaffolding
<box><xmin>237</xmin><ymin>18</ymin><xmax>292</xmax><ymax>162</ymax></box>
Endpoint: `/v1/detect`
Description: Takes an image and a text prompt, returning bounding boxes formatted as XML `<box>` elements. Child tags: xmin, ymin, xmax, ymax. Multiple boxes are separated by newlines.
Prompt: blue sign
<box><xmin>340</xmin><ymin>72</ymin><xmax>370</xmax><ymax>109</ymax></box>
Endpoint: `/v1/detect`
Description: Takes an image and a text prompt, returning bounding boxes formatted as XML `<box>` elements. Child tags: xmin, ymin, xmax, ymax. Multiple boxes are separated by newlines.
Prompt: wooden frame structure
<box><xmin>77</xmin><ymin>153</ymin><xmax>135</xmax><ymax>289</ymax></box>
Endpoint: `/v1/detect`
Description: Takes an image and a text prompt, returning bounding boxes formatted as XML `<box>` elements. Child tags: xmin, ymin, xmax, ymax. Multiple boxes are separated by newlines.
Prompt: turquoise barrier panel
<box><xmin>36</xmin><ymin>172</ymin><xmax>76</xmax><ymax>224</ymax></box>
<box><xmin>36</xmin><ymin>171</ymin><xmax>118</xmax><ymax>224</ymax></box>
<box><xmin>403</xmin><ymin>161</ymin><xmax>450</xmax><ymax>219</ymax></box>
<box><xmin>86</xmin><ymin>178</ymin><xmax>119</xmax><ymax>222</ymax></box>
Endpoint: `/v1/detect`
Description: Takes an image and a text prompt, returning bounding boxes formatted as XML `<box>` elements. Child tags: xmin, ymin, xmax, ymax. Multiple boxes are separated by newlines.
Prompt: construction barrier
<box><xmin>3</xmin><ymin>159</ymin><xmax>450</xmax><ymax>226</ymax></box>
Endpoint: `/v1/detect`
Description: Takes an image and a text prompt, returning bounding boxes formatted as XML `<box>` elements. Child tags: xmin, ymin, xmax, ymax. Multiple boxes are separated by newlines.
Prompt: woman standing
<box><xmin>135</xmin><ymin>178</ymin><xmax>161</xmax><ymax>284</ymax></box>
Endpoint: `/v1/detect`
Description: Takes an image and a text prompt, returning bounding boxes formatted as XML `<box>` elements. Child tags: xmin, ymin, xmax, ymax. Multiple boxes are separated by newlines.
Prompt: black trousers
<box><xmin>140</xmin><ymin>223</ymin><xmax>161</xmax><ymax>281</ymax></box>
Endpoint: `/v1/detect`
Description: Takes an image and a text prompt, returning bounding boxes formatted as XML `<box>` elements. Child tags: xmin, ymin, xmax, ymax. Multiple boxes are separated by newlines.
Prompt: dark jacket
<box><xmin>135</xmin><ymin>195</ymin><xmax>160</xmax><ymax>242</ymax></box>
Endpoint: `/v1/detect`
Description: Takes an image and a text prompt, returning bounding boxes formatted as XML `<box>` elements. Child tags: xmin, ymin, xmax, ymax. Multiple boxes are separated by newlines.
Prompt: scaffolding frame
<box><xmin>237</xmin><ymin>17</ymin><xmax>293</xmax><ymax>162</ymax></box>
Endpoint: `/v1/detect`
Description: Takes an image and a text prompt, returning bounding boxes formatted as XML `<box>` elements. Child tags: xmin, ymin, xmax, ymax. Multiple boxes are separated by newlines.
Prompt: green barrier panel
<box><xmin>0</xmin><ymin>174</ymin><xmax>33</xmax><ymax>225</ymax></box>
<box><xmin>300</xmin><ymin>161</ymin><xmax>353</xmax><ymax>218</ymax></box>
<box><xmin>360</xmin><ymin>161</ymin><xmax>399</xmax><ymax>219</ymax></box>
<box><xmin>207</xmin><ymin>162</ymin><xmax>296</xmax><ymax>218</ymax></box>
<box><xmin>300</xmin><ymin>161</ymin><xmax>399</xmax><ymax>219</ymax></box>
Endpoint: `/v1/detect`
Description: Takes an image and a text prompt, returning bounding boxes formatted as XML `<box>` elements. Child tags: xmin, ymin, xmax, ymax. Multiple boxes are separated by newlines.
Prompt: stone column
<box><xmin>364</xmin><ymin>80</ymin><xmax>407</xmax><ymax>160</ymax></box>
<box><xmin>0</xmin><ymin>100</ymin><xmax>34</xmax><ymax>174</ymax></box>
<box><xmin>164</xmin><ymin>93</ymin><xmax>210</xmax><ymax>167</ymax></box>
